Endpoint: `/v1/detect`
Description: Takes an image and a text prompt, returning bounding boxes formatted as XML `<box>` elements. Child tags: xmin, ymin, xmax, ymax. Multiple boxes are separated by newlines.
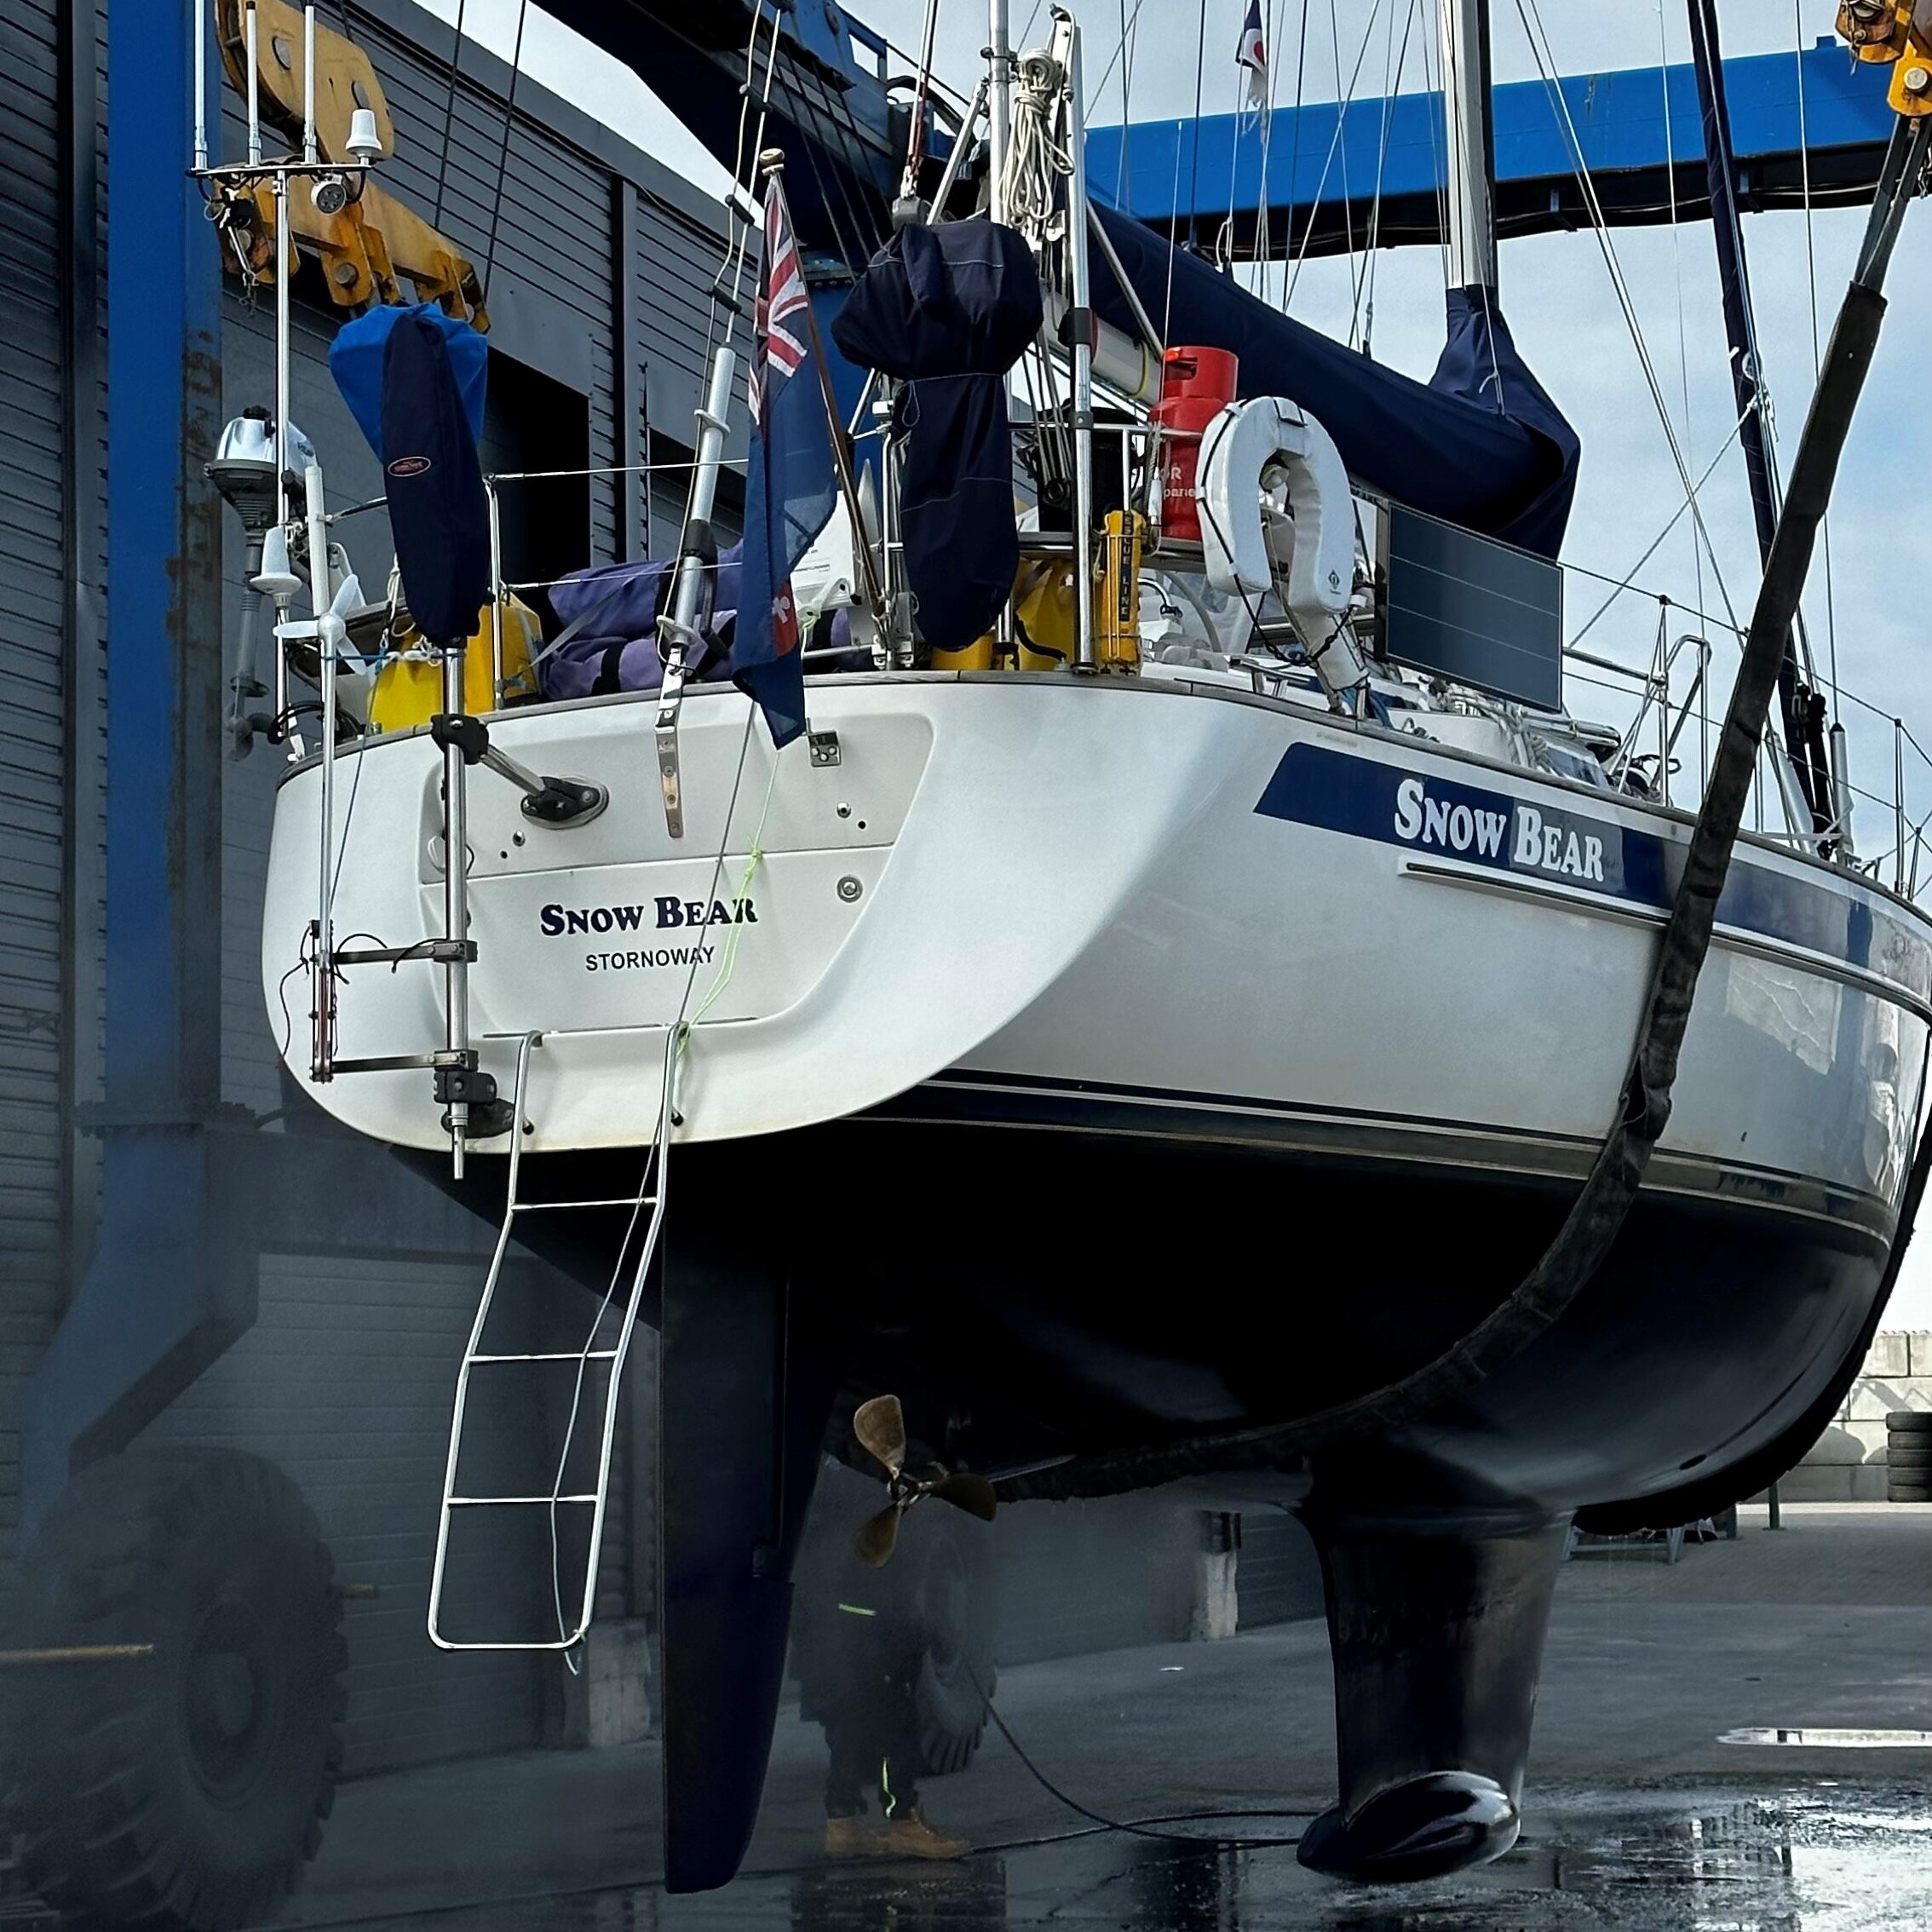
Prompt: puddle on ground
<box><xmin>256</xmin><ymin>1785</ymin><xmax>1932</xmax><ymax>1931</ymax></box>
<box><xmin>1719</xmin><ymin>1727</ymin><xmax>1932</xmax><ymax>1748</ymax></box>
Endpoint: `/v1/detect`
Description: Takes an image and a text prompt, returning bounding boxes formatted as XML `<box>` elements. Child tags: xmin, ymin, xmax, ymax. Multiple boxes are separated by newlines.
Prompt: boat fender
<box><xmin>1197</xmin><ymin>397</ymin><xmax>1366</xmax><ymax>703</ymax></box>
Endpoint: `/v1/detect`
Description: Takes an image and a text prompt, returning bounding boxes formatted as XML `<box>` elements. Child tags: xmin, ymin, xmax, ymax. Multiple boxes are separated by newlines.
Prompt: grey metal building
<box><xmin>1</xmin><ymin>0</ymin><xmax>743</xmax><ymax>1776</ymax></box>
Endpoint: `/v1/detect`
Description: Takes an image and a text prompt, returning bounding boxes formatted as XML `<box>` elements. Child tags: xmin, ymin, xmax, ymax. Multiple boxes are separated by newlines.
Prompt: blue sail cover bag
<box><xmin>833</xmin><ymin>221</ymin><xmax>1042</xmax><ymax>652</ymax></box>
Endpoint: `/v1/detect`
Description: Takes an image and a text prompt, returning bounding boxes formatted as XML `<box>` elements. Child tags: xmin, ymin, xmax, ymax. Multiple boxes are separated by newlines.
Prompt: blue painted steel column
<box><xmin>23</xmin><ymin>0</ymin><xmax>247</xmax><ymax>1523</ymax></box>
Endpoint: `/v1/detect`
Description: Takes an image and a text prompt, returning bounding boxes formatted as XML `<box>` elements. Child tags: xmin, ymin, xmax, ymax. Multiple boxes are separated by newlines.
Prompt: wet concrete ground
<box><xmin>261</xmin><ymin>1504</ymin><xmax>1930</xmax><ymax>1929</ymax></box>
<box><xmin>279</xmin><ymin>1785</ymin><xmax>1932</xmax><ymax>1930</ymax></box>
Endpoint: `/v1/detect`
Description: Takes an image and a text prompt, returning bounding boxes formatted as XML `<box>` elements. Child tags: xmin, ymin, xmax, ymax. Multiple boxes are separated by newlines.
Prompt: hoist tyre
<box><xmin>910</xmin><ymin>1509</ymin><xmax>998</xmax><ymax>1778</ymax></box>
<box><xmin>7</xmin><ymin>1446</ymin><xmax>347</xmax><ymax>1932</ymax></box>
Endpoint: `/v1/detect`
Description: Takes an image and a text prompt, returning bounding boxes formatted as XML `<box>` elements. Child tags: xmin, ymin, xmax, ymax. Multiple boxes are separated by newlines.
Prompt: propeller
<box><xmin>851</xmin><ymin>1394</ymin><xmax>998</xmax><ymax>1568</ymax></box>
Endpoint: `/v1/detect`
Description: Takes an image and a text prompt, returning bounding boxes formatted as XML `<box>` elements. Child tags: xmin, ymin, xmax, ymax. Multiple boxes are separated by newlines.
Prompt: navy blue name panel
<box><xmin>1255</xmin><ymin>742</ymin><xmax>1932</xmax><ymax>1004</ymax></box>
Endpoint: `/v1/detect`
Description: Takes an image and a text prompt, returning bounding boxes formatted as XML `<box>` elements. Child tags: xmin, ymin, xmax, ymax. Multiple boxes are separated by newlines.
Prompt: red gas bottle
<box><xmin>1153</xmin><ymin>346</ymin><xmax>1238</xmax><ymax>543</ymax></box>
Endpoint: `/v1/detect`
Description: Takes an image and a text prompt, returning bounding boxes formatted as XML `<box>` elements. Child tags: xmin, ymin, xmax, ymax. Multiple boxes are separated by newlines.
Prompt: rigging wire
<box><xmin>1187</xmin><ymin>1</ymin><xmax>1208</xmax><ymax>253</ymax></box>
<box><xmin>1248</xmin><ymin>0</ymin><xmax>1287</xmax><ymax>294</ymax></box>
<box><xmin>1567</xmin><ymin>396</ymin><xmax>1757</xmax><ymax>652</ymax></box>
<box><xmin>1283</xmin><ymin>0</ymin><xmax>1385</xmax><ymax>312</ymax></box>
<box><xmin>1794</xmin><ymin>0</ymin><xmax>1841</xmax><ymax>712</ymax></box>
<box><xmin>791</xmin><ymin>70</ymin><xmax>883</xmax><ymax>271</ymax></box>
<box><xmin>660</xmin><ymin>0</ymin><xmax>784</xmax><ymax>652</ymax></box>
<box><xmin>1354</xmin><ymin>0</ymin><xmax>1417</xmax><ymax>354</ymax></box>
<box><xmin>1220</xmin><ymin>15</ymin><xmax>1245</xmax><ymax>267</ymax></box>
<box><xmin>1164</xmin><ymin>90</ymin><xmax>1185</xmax><ymax>345</ymax></box>
<box><xmin>478</xmin><ymin>0</ymin><xmax>530</xmax><ymax>298</ymax></box>
<box><xmin>1329</xmin><ymin>0</ymin><xmax>1362</xmax><ymax>316</ymax></box>
<box><xmin>779</xmin><ymin>42</ymin><xmax>887</xmax><ymax>265</ymax></box>
<box><xmin>1088</xmin><ymin>0</ymin><xmax>1150</xmax><ymax>110</ymax></box>
<box><xmin>901</xmin><ymin>0</ymin><xmax>944</xmax><ymax>194</ymax></box>
<box><xmin>1657</xmin><ymin>0</ymin><xmax>1707</xmax><ymax>666</ymax></box>
<box><xmin>1510</xmin><ymin>0</ymin><xmax>1745</xmax><ymax>647</ymax></box>
<box><xmin>1280</xmin><ymin>0</ymin><xmax>1309</xmax><ymax>308</ymax></box>
<box><xmin>807</xmin><ymin>57</ymin><xmax>894</xmax><ymax>255</ymax></box>
<box><xmin>430</xmin><ymin>0</ymin><xmax>469</xmax><ymax>231</ymax></box>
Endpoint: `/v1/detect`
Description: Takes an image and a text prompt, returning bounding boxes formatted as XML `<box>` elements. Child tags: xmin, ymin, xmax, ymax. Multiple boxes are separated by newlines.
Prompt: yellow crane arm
<box><xmin>1838</xmin><ymin>1</ymin><xmax>1932</xmax><ymax>114</ymax></box>
<box><xmin>210</xmin><ymin>0</ymin><xmax>488</xmax><ymax>326</ymax></box>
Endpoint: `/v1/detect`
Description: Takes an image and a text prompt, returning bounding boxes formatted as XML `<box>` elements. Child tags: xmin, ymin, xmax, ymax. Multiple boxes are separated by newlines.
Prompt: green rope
<box><xmin>676</xmin><ymin>748</ymin><xmax>785</xmax><ymax>1066</ymax></box>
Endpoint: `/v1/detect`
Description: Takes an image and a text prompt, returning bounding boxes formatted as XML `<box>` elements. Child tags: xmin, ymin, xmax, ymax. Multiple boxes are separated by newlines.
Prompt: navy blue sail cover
<box><xmin>831</xmin><ymin>217</ymin><xmax>1043</xmax><ymax>377</ymax></box>
<box><xmin>1090</xmin><ymin>204</ymin><xmax>1579</xmax><ymax>557</ymax></box>
<box><xmin>834</xmin><ymin>221</ymin><xmax>1042</xmax><ymax>650</ymax></box>
<box><xmin>374</xmin><ymin>308</ymin><xmax>492</xmax><ymax>645</ymax></box>
<box><xmin>890</xmin><ymin>374</ymin><xmax>1021</xmax><ymax>651</ymax></box>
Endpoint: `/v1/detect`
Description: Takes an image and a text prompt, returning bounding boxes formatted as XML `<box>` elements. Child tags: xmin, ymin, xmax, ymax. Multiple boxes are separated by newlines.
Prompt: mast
<box><xmin>1056</xmin><ymin>6</ymin><xmax>1097</xmax><ymax>670</ymax></box>
<box><xmin>1685</xmin><ymin>0</ymin><xmax>1834</xmax><ymax>837</ymax></box>
<box><xmin>1437</xmin><ymin>0</ymin><xmax>1498</xmax><ymax>290</ymax></box>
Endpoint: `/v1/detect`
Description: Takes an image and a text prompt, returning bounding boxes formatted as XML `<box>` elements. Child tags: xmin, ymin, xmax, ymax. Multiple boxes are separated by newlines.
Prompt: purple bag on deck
<box><xmin>540</xmin><ymin>548</ymin><xmax>745</xmax><ymax>700</ymax></box>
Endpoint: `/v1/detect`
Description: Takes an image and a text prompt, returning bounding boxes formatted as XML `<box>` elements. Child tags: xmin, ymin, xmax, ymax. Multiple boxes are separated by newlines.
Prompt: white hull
<box><xmin>265</xmin><ymin>674</ymin><xmax>1932</xmax><ymax>1224</ymax></box>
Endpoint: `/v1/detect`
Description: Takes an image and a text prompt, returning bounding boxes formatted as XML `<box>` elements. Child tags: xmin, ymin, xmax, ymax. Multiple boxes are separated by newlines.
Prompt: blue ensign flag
<box><xmin>735</xmin><ymin>179</ymin><xmax>837</xmax><ymax>748</ymax></box>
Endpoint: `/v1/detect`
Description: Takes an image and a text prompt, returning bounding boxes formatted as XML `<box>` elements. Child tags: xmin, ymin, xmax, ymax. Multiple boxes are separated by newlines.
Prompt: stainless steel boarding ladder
<box><xmin>428</xmin><ymin>1026</ymin><xmax>676</xmax><ymax>1651</ymax></box>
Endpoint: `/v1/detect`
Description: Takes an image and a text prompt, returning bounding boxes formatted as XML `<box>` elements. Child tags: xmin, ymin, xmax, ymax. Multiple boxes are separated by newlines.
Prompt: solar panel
<box><xmin>1378</xmin><ymin>504</ymin><xmax>1564</xmax><ymax>711</ymax></box>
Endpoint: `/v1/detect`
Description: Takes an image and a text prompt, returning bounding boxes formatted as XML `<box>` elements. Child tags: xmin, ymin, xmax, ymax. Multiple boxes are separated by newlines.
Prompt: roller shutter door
<box><xmin>1236</xmin><ymin>1512</ymin><xmax>1323</xmax><ymax>1630</ymax></box>
<box><xmin>144</xmin><ymin>1252</ymin><xmax>546</xmax><ymax>1772</ymax></box>
<box><xmin>0</xmin><ymin>0</ymin><xmax>83</xmax><ymax>1596</ymax></box>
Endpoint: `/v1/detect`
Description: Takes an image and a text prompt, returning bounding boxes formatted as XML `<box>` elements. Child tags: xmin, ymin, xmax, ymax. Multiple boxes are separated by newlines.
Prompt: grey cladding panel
<box><xmin>347</xmin><ymin>13</ymin><xmax>618</xmax><ymax>558</ymax></box>
<box><xmin>1382</xmin><ymin>506</ymin><xmax>1564</xmax><ymax>712</ymax></box>
<box><xmin>1234</xmin><ymin>1512</ymin><xmax>1322</xmax><ymax>1629</ymax></box>
<box><xmin>0</xmin><ymin>0</ymin><xmax>74</xmax><ymax>1593</ymax></box>
<box><xmin>633</xmin><ymin>198</ymin><xmax>750</xmax><ymax>463</ymax></box>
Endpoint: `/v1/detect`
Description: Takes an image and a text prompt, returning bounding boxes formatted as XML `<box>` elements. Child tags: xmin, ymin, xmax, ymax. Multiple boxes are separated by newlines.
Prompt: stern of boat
<box><xmin>262</xmin><ymin>675</ymin><xmax>1249</xmax><ymax>1154</ymax></box>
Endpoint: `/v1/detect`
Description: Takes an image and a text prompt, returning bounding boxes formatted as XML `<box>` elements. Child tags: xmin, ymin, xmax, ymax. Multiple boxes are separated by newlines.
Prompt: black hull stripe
<box><xmin>881</xmin><ymin>1069</ymin><xmax>1895</xmax><ymax>1240</ymax></box>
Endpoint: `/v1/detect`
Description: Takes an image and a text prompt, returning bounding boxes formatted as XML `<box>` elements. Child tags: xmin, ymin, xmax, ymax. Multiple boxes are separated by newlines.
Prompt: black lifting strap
<box><xmin>1291</xmin><ymin>135</ymin><xmax>1929</xmax><ymax>1454</ymax></box>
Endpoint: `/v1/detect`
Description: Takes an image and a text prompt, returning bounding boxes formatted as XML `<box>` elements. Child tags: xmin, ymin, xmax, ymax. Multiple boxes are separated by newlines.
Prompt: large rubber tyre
<box><xmin>1888</xmin><ymin>1473</ymin><xmax>1932</xmax><ymax>1502</ymax></box>
<box><xmin>909</xmin><ymin>1510</ymin><xmax>998</xmax><ymax>1779</ymax></box>
<box><xmin>1887</xmin><ymin>1438</ymin><xmax>1932</xmax><ymax>1469</ymax></box>
<box><xmin>7</xmin><ymin>1446</ymin><xmax>347</xmax><ymax>1931</ymax></box>
<box><xmin>1887</xmin><ymin>1412</ymin><xmax>1932</xmax><ymax>1435</ymax></box>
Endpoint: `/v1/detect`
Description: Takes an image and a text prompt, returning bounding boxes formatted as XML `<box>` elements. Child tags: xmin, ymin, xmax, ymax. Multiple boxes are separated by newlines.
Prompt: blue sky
<box><xmin>419</xmin><ymin>0</ymin><xmax>1932</xmax><ymax>1325</ymax></box>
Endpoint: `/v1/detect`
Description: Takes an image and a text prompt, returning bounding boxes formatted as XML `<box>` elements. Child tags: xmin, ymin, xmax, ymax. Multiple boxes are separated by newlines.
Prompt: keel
<box><xmin>1297</xmin><ymin>1501</ymin><xmax>1568</xmax><ymax>1883</ymax></box>
<box><xmin>658</xmin><ymin>1222</ymin><xmax>837</xmax><ymax>1893</ymax></box>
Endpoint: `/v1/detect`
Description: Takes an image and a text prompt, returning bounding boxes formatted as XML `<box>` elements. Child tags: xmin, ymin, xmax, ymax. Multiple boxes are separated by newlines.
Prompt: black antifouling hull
<box><xmin>416</xmin><ymin>1108</ymin><xmax>1901</xmax><ymax>1894</ymax></box>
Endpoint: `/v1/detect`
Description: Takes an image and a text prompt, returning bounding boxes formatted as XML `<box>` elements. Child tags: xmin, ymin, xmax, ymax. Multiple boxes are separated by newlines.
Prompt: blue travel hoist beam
<box><xmin>1086</xmin><ymin>37</ymin><xmax>1901</xmax><ymax>260</ymax></box>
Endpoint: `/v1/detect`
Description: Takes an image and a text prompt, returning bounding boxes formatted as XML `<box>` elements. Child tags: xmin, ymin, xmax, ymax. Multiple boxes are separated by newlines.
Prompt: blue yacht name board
<box><xmin>1255</xmin><ymin>743</ymin><xmax>1932</xmax><ymax>1004</ymax></box>
<box><xmin>1258</xmin><ymin>744</ymin><xmax>1652</xmax><ymax>902</ymax></box>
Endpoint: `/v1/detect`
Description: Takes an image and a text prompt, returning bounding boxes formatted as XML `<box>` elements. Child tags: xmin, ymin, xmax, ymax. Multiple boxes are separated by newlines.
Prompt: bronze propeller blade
<box><xmin>854</xmin><ymin>1394</ymin><xmax>908</xmax><ymax>1475</ymax></box>
<box><xmin>931</xmin><ymin>1471</ymin><xmax>998</xmax><ymax>1522</ymax></box>
<box><xmin>848</xmin><ymin>1396</ymin><xmax>998</xmax><ymax>1562</ymax></box>
<box><xmin>854</xmin><ymin>1502</ymin><xmax>903</xmax><ymax>1568</ymax></box>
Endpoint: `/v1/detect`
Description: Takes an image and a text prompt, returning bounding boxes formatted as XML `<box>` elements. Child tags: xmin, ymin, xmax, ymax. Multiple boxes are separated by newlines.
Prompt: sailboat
<box><xmin>244</xmin><ymin>0</ymin><xmax>1932</xmax><ymax>1895</ymax></box>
